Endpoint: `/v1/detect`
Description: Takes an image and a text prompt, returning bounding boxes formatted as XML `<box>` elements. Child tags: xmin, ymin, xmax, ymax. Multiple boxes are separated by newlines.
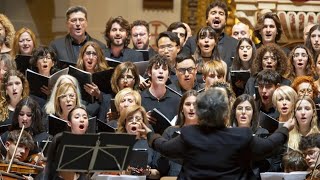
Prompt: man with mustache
<box><xmin>104</xmin><ymin>16</ymin><xmax>143</xmax><ymax>63</ymax></box>
<box><xmin>50</xmin><ymin>6</ymin><xmax>106</xmax><ymax>68</ymax></box>
<box><xmin>131</xmin><ymin>20</ymin><xmax>157</xmax><ymax>60</ymax></box>
<box><xmin>181</xmin><ymin>0</ymin><xmax>238</xmax><ymax>68</ymax></box>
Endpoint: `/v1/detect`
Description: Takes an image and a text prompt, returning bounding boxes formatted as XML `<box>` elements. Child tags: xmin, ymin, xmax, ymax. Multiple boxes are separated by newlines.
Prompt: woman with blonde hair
<box><xmin>117</xmin><ymin>105</ymin><xmax>160</xmax><ymax>179</ymax></box>
<box><xmin>107</xmin><ymin>87</ymin><xmax>141</xmax><ymax>128</ymax></box>
<box><xmin>0</xmin><ymin>14</ymin><xmax>15</xmax><ymax>53</ymax></box>
<box><xmin>272</xmin><ymin>85</ymin><xmax>298</xmax><ymax>123</ymax></box>
<box><xmin>288</xmin><ymin>96</ymin><xmax>320</xmax><ymax>150</ymax></box>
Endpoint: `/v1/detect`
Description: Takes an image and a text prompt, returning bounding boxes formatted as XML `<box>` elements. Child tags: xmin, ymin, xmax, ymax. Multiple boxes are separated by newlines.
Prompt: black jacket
<box><xmin>149</xmin><ymin>125</ymin><xmax>289</xmax><ymax>180</ymax></box>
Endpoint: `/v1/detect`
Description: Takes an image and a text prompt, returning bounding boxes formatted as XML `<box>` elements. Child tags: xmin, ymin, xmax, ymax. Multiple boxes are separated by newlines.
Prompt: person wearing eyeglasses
<box><xmin>167</xmin><ymin>22</ymin><xmax>188</xmax><ymax>48</ymax></box>
<box><xmin>291</xmin><ymin>76</ymin><xmax>318</xmax><ymax>100</ymax></box>
<box><xmin>50</xmin><ymin>5</ymin><xmax>107</xmax><ymax>68</ymax></box>
<box><xmin>244</xmin><ymin>43</ymin><xmax>290</xmax><ymax>97</ymax></box>
<box><xmin>75</xmin><ymin>41</ymin><xmax>113</xmax><ymax>119</ymax></box>
<box><xmin>104</xmin><ymin>16</ymin><xmax>144</xmax><ymax>63</ymax></box>
<box><xmin>156</xmin><ymin>31</ymin><xmax>181</xmax><ymax>71</ymax></box>
<box><xmin>167</xmin><ymin>54</ymin><xmax>202</xmax><ymax>95</ymax></box>
<box><xmin>45</xmin><ymin>82</ymin><xmax>80</xmax><ymax>123</ymax></box>
<box><xmin>141</xmin><ymin>54</ymin><xmax>181</xmax><ymax>125</ymax></box>
<box><xmin>29</xmin><ymin>46</ymin><xmax>59</xmax><ymax>107</ymax></box>
<box><xmin>131</xmin><ymin>20</ymin><xmax>157</xmax><ymax>60</ymax></box>
<box><xmin>299</xmin><ymin>133</ymin><xmax>320</xmax><ymax>178</ymax></box>
<box><xmin>117</xmin><ymin>105</ymin><xmax>160</xmax><ymax>179</ymax></box>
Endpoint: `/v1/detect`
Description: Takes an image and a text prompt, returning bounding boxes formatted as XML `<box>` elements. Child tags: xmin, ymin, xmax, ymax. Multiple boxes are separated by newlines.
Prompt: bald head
<box><xmin>232</xmin><ymin>22</ymin><xmax>250</xmax><ymax>40</ymax></box>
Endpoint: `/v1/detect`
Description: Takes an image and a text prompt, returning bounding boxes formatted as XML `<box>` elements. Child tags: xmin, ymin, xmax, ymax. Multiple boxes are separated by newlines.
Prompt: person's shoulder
<box><xmin>50</xmin><ymin>35</ymin><xmax>68</xmax><ymax>46</ymax></box>
<box><xmin>223</xmin><ymin>34</ymin><xmax>238</xmax><ymax>46</ymax></box>
<box><xmin>124</xmin><ymin>48</ymin><xmax>144</xmax><ymax>61</ymax></box>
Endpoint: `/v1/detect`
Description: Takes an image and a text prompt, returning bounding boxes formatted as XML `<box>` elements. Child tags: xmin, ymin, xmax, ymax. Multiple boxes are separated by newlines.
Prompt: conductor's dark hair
<box><xmin>196</xmin><ymin>87</ymin><xmax>229</xmax><ymax>129</ymax></box>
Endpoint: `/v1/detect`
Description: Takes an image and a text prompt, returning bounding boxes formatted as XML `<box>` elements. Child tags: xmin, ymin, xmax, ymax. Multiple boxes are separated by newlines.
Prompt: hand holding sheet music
<box><xmin>149</xmin><ymin>108</ymin><xmax>174</xmax><ymax>134</ymax></box>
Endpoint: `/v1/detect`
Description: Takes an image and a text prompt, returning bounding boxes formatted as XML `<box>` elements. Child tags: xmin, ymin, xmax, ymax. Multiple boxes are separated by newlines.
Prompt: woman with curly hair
<box><xmin>291</xmin><ymin>76</ymin><xmax>318</xmax><ymax>100</ymax></box>
<box><xmin>0</xmin><ymin>14</ymin><xmax>15</xmax><ymax>54</ymax></box>
<box><xmin>244</xmin><ymin>43</ymin><xmax>290</xmax><ymax>96</ymax></box>
<box><xmin>286</xmin><ymin>44</ymin><xmax>315</xmax><ymax>82</ymax></box>
<box><xmin>11</xmin><ymin>27</ymin><xmax>37</xmax><ymax>58</ymax></box>
<box><xmin>0</xmin><ymin>70</ymin><xmax>29</xmax><ymax>125</ymax></box>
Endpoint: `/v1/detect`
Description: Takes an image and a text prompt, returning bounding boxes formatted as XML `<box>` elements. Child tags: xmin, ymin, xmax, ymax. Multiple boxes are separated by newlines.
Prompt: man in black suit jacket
<box><xmin>181</xmin><ymin>0</ymin><xmax>238</xmax><ymax>68</ymax></box>
<box><xmin>142</xmin><ymin>87</ymin><xmax>294</xmax><ymax>180</ymax></box>
<box><xmin>104</xmin><ymin>16</ymin><xmax>144</xmax><ymax>63</ymax></box>
<box><xmin>50</xmin><ymin>5</ymin><xmax>107</xmax><ymax>68</ymax></box>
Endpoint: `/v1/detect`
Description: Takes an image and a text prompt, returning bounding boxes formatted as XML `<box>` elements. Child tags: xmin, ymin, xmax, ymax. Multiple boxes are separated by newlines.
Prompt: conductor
<box><xmin>140</xmin><ymin>87</ymin><xmax>295</xmax><ymax>180</ymax></box>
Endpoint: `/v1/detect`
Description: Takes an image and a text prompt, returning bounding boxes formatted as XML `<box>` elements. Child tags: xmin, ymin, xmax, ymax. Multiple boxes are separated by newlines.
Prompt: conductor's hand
<box><xmin>138</xmin><ymin>121</ymin><xmax>152</xmax><ymax>137</ymax></box>
<box><xmin>283</xmin><ymin>118</ymin><xmax>295</xmax><ymax>131</ymax></box>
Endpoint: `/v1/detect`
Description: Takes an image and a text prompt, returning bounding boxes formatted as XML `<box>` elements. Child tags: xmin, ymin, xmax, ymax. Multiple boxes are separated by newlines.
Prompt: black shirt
<box><xmin>141</xmin><ymin>88</ymin><xmax>181</xmax><ymax>121</ymax></box>
<box><xmin>105</xmin><ymin>47</ymin><xmax>144</xmax><ymax>62</ymax></box>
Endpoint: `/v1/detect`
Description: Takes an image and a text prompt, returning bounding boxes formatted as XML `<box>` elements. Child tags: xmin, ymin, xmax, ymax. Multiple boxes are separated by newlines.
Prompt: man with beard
<box><xmin>131</xmin><ymin>20</ymin><xmax>157</xmax><ymax>60</ymax></box>
<box><xmin>50</xmin><ymin>6</ymin><xmax>106</xmax><ymax>68</ymax></box>
<box><xmin>104</xmin><ymin>16</ymin><xmax>143</xmax><ymax>63</ymax></box>
<box><xmin>181</xmin><ymin>0</ymin><xmax>238</xmax><ymax>68</ymax></box>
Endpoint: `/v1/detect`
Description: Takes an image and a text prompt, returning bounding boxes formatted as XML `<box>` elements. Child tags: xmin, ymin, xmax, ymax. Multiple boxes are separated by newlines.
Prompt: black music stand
<box><xmin>56</xmin><ymin>132</ymin><xmax>137</xmax><ymax>173</ymax></box>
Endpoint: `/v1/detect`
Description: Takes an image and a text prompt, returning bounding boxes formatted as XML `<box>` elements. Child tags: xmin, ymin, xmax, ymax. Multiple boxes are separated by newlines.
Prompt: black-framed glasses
<box><xmin>177</xmin><ymin>67</ymin><xmax>195</xmax><ymax>74</ymax></box>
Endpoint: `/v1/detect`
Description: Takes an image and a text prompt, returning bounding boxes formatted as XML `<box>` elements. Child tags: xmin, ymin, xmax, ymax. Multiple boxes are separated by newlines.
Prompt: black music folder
<box><xmin>68</xmin><ymin>65</ymin><xmax>93</xmax><ymax>103</ymax></box>
<box><xmin>26</xmin><ymin>68</ymin><xmax>69</xmax><ymax>99</ymax></box>
<box><xmin>166</xmin><ymin>85</ymin><xmax>182</xmax><ymax>97</ymax></box>
<box><xmin>96</xmin><ymin>119</ymin><xmax>116</xmax><ymax>133</ymax></box>
<box><xmin>56</xmin><ymin>132</ymin><xmax>137</xmax><ymax>173</ymax></box>
<box><xmin>129</xmin><ymin>149</ymin><xmax>148</xmax><ymax>169</ymax></box>
<box><xmin>150</xmin><ymin>108</ymin><xmax>173</xmax><ymax>135</ymax></box>
<box><xmin>259</xmin><ymin>111</ymin><xmax>279</xmax><ymax>133</ymax></box>
<box><xmin>15</xmin><ymin>54</ymin><xmax>31</xmax><ymax>75</ymax></box>
<box><xmin>106</xmin><ymin>57</ymin><xmax>121</xmax><ymax>68</ymax></box>
<box><xmin>92</xmin><ymin>69</ymin><xmax>114</xmax><ymax>94</ymax></box>
<box><xmin>133</xmin><ymin>61</ymin><xmax>149</xmax><ymax>76</ymax></box>
<box><xmin>57</xmin><ymin>59</ymin><xmax>77</xmax><ymax>69</ymax></box>
<box><xmin>136</xmin><ymin>50</ymin><xmax>149</xmax><ymax>61</ymax></box>
<box><xmin>230</xmin><ymin>70</ymin><xmax>251</xmax><ymax>84</ymax></box>
<box><xmin>48</xmin><ymin>114</ymin><xmax>96</xmax><ymax>136</ymax></box>
<box><xmin>0</xmin><ymin>124</ymin><xmax>11</xmax><ymax>135</ymax></box>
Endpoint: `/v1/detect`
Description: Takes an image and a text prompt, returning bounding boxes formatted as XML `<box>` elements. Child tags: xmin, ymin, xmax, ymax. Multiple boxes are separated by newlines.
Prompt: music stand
<box><xmin>56</xmin><ymin>132</ymin><xmax>137</xmax><ymax>174</ymax></box>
